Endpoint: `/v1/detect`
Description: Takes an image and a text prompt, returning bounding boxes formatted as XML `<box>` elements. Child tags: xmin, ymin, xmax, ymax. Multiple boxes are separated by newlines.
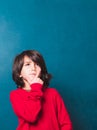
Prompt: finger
<box><xmin>35</xmin><ymin>70</ymin><xmax>41</xmax><ymax>79</ymax></box>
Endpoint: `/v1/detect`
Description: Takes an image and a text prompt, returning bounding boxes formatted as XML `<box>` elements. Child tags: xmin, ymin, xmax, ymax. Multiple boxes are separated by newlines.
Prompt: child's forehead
<box><xmin>23</xmin><ymin>55</ymin><xmax>33</xmax><ymax>62</ymax></box>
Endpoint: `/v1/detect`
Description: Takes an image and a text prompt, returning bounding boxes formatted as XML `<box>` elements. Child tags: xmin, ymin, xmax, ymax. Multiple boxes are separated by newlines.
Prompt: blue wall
<box><xmin>0</xmin><ymin>0</ymin><xmax>97</xmax><ymax>130</ymax></box>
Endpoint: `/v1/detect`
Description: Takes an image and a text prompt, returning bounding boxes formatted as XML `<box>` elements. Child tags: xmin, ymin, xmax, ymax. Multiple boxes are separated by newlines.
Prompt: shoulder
<box><xmin>47</xmin><ymin>87</ymin><xmax>64</xmax><ymax>101</ymax></box>
<box><xmin>10</xmin><ymin>89</ymin><xmax>20</xmax><ymax>95</ymax></box>
<box><xmin>45</xmin><ymin>87</ymin><xmax>61</xmax><ymax>97</ymax></box>
<box><xmin>10</xmin><ymin>89</ymin><xmax>22</xmax><ymax>100</ymax></box>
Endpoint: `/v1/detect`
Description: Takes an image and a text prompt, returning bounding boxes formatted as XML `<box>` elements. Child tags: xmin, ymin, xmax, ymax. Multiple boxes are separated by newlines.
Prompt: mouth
<box><xmin>30</xmin><ymin>73</ymin><xmax>36</xmax><ymax>76</ymax></box>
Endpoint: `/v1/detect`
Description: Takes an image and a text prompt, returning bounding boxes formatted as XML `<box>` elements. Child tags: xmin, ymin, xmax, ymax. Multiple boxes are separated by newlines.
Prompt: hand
<box><xmin>29</xmin><ymin>76</ymin><xmax>43</xmax><ymax>85</ymax></box>
<box><xmin>24</xmin><ymin>71</ymin><xmax>43</xmax><ymax>85</ymax></box>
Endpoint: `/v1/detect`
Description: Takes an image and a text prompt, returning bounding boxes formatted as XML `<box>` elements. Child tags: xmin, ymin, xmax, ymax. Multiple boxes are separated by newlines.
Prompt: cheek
<box><xmin>20</xmin><ymin>70</ymin><xmax>28</xmax><ymax>78</ymax></box>
<box><xmin>37</xmin><ymin>67</ymin><xmax>41</xmax><ymax>76</ymax></box>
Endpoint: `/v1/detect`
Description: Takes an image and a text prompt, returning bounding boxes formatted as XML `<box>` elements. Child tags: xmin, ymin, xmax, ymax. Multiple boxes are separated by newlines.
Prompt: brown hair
<box><xmin>12</xmin><ymin>50</ymin><xmax>52</xmax><ymax>88</ymax></box>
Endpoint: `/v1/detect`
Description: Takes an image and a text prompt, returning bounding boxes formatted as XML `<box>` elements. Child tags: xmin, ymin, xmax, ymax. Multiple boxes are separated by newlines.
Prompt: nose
<box><xmin>31</xmin><ymin>63</ymin><xmax>36</xmax><ymax>71</ymax></box>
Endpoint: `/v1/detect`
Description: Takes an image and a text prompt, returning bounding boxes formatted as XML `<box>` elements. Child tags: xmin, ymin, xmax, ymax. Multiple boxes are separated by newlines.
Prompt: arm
<box><xmin>10</xmin><ymin>83</ymin><xmax>43</xmax><ymax>123</ymax></box>
<box><xmin>55</xmin><ymin>90</ymin><xmax>73</xmax><ymax>130</ymax></box>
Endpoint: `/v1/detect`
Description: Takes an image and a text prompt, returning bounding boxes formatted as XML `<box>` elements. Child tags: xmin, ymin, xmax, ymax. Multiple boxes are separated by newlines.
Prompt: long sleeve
<box><xmin>55</xmin><ymin>90</ymin><xmax>73</xmax><ymax>130</ymax></box>
<box><xmin>10</xmin><ymin>83</ymin><xmax>43</xmax><ymax>123</ymax></box>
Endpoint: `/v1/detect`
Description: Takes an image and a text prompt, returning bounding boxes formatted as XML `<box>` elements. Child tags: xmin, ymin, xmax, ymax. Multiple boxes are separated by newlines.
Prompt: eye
<box><xmin>24</xmin><ymin>63</ymin><xmax>30</xmax><ymax>66</ymax></box>
<box><xmin>35</xmin><ymin>63</ymin><xmax>39</xmax><ymax>66</ymax></box>
<box><xmin>26</xmin><ymin>63</ymin><xmax>30</xmax><ymax>66</ymax></box>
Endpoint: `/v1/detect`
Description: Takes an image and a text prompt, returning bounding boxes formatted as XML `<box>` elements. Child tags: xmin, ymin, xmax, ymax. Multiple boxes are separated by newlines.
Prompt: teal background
<box><xmin>0</xmin><ymin>0</ymin><xmax>97</xmax><ymax>130</ymax></box>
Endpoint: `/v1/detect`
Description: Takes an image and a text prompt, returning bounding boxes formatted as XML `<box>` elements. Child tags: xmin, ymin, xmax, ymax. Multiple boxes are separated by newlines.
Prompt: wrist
<box><xmin>30</xmin><ymin>83</ymin><xmax>43</xmax><ymax>90</ymax></box>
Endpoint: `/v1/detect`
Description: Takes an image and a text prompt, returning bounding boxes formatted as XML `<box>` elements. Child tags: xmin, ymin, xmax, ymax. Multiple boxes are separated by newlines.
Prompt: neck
<box><xmin>23</xmin><ymin>82</ymin><xmax>31</xmax><ymax>91</ymax></box>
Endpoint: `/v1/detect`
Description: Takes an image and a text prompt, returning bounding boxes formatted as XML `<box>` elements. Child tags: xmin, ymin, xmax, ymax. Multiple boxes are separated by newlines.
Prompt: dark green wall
<box><xmin>0</xmin><ymin>0</ymin><xmax>97</xmax><ymax>130</ymax></box>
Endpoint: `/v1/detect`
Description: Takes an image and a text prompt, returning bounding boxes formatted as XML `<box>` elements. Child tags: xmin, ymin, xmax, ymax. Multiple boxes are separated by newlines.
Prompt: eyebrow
<box><xmin>24</xmin><ymin>61</ymin><xmax>32</xmax><ymax>64</ymax></box>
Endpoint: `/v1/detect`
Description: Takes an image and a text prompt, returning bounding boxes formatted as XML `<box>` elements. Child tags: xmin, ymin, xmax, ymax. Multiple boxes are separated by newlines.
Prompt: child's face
<box><xmin>20</xmin><ymin>56</ymin><xmax>41</xmax><ymax>84</ymax></box>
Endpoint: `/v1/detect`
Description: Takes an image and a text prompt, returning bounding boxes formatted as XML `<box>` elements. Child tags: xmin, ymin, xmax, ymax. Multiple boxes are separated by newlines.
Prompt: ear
<box><xmin>19</xmin><ymin>75</ymin><xmax>22</xmax><ymax>78</ymax></box>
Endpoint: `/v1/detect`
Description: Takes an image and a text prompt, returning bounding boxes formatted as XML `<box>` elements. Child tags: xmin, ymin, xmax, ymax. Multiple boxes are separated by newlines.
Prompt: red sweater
<box><xmin>10</xmin><ymin>83</ymin><xmax>72</xmax><ymax>130</ymax></box>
